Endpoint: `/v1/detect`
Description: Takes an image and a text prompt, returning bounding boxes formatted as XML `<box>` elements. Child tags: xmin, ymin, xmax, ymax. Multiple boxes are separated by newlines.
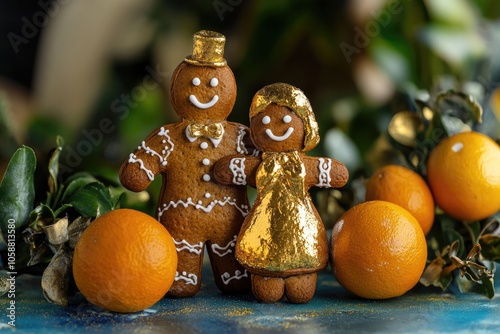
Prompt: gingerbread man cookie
<box><xmin>120</xmin><ymin>31</ymin><xmax>255</xmax><ymax>297</ymax></box>
<box><xmin>214</xmin><ymin>83</ymin><xmax>348</xmax><ymax>303</ymax></box>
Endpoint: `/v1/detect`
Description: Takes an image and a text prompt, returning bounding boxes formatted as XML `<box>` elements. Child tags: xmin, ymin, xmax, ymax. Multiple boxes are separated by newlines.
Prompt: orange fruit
<box><xmin>331</xmin><ymin>200</ymin><xmax>427</xmax><ymax>299</ymax></box>
<box><xmin>73</xmin><ymin>209</ymin><xmax>177</xmax><ymax>313</ymax></box>
<box><xmin>365</xmin><ymin>164</ymin><xmax>435</xmax><ymax>235</ymax></box>
<box><xmin>427</xmin><ymin>131</ymin><xmax>500</xmax><ymax>221</ymax></box>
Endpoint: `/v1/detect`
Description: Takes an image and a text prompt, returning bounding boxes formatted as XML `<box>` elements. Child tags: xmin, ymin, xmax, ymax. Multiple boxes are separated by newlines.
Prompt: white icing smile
<box><xmin>189</xmin><ymin>94</ymin><xmax>219</xmax><ymax>109</ymax></box>
<box><xmin>265</xmin><ymin>127</ymin><xmax>294</xmax><ymax>141</ymax></box>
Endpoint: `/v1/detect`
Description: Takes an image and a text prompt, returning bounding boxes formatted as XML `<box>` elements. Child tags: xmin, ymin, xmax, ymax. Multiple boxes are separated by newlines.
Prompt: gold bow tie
<box><xmin>187</xmin><ymin>122</ymin><xmax>224</xmax><ymax>140</ymax></box>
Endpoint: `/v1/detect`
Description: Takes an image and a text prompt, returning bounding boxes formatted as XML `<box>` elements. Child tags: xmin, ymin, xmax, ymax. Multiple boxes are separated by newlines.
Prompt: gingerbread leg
<box><xmin>251</xmin><ymin>274</ymin><xmax>285</xmax><ymax>303</ymax></box>
<box><xmin>207</xmin><ymin>238</ymin><xmax>250</xmax><ymax>294</ymax></box>
<box><xmin>167</xmin><ymin>239</ymin><xmax>205</xmax><ymax>298</ymax></box>
<box><xmin>284</xmin><ymin>273</ymin><xmax>317</xmax><ymax>304</ymax></box>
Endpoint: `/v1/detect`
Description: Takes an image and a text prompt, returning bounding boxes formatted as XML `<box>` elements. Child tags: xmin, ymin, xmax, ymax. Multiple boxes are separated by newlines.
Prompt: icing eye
<box><xmin>192</xmin><ymin>77</ymin><xmax>201</xmax><ymax>86</ymax></box>
<box><xmin>283</xmin><ymin>115</ymin><xmax>292</xmax><ymax>123</ymax></box>
<box><xmin>262</xmin><ymin>116</ymin><xmax>271</xmax><ymax>125</ymax></box>
<box><xmin>210</xmin><ymin>78</ymin><xmax>219</xmax><ymax>87</ymax></box>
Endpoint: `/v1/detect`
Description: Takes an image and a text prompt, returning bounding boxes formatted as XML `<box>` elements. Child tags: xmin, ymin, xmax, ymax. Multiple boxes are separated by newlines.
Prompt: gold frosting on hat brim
<box><xmin>250</xmin><ymin>83</ymin><xmax>320</xmax><ymax>151</ymax></box>
<box><xmin>184</xmin><ymin>30</ymin><xmax>227</xmax><ymax>67</ymax></box>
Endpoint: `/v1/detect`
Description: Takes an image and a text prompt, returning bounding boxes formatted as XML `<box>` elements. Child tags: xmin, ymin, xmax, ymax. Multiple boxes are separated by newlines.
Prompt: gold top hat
<box><xmin>184</xmin><ymin>30</ymin><xmax>227</xmax><ymax>67</ymax></box>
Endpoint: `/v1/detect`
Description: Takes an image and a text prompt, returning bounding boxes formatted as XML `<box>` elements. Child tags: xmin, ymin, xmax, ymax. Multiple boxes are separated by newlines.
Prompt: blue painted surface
<box><xmin>5</xmin><ymin>263</ymin><xmax>500</xmax><ymax>334</ymax></box>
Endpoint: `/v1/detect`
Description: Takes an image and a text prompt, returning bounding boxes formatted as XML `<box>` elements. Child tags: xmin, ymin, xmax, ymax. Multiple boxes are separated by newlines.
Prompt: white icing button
<box><xmin>202</xmin><ymin>158</ymin><xmax>210</xmax><ymax>165</ymax></box>
<box><xmin>203</xmin><ymin>174</ymin><xmax>211</xmax><ymax>182</ymax></box>
<box><xmin>200</xmin><ymin>142</ymin><xmax>209</xmax><ymax>149</ymax></box>
<box><xmin>205</xmin><ymin>193</ymin><xmax>211</xmax><ymax>198</ymax></box>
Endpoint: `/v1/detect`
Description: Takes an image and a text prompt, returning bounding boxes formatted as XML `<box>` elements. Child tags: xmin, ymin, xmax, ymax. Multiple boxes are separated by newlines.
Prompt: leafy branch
<box><xmin>386</xmin><ymin>89</ymin><xmax>499</xmax><ymax>298</ymax></box>
<box><xmin>0</xmin><ymin>137</ymin><xmax>126</xmax><ymax>303</ymax></box>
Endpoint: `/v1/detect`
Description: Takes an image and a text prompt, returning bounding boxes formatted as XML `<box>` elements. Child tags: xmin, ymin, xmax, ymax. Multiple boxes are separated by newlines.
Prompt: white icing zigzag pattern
<box><xmin>173</xmin><ymin>239</ymin><xmax>203</xmax><ymax>255</ymax></box>
<box><xmin>128</xmin><ymin>127</ymin><xmax>174</xmax><ymax>181</ymax></box>
<box><xmin>316</xmin><ymin>158</ymin><xmax>332</xmax><ymax>188</ymax></box>
<box><xmin>211</xmin><ymin>235</ymin><xmax>237</xmax><ymax>257</ymax></box>
<box><xmin>221</xmin><ymin>270</ymin><xmax>248</xmax><ymax>285</ymax></box>
<box><xmin>175</xmin><ymin>271</ymin><xmax>198</xmax><ymax>285</ymax></box>
<box><xmin>158</xmin><ymin>196</ymin><xmax>250</xmax><ymax>218</ymax></box>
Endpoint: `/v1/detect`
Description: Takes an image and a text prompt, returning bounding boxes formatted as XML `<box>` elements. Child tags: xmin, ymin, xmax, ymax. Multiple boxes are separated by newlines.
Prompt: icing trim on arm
<box><xmin>229</xmin><ymin>158</ymin><xmax>247</xmax><ymax>185</ymax></box>
<box><xmin>316</xmin><ymin>158</ymin><xmax>332</xmax><ymax>188</ymax></box>
<box><xmin>236</xmin><ymin>126</ymin><xmax>259</xmax><ymax>156</ymax></box>
<box><xmin>127</xmin><ymin>127</ymin><xmax>174</xmax><ymax>181</ymax></box>
<box><xmin>236</xmin><ymin>126</ymin><xmax>248</xmax><ymax>154</ymax></box>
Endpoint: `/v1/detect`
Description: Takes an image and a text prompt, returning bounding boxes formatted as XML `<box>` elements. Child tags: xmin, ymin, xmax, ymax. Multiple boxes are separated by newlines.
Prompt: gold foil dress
<box><xmin>236</xmin><ymin>151</ymin><xmax>329</xmax><ymax>275</ymax></box>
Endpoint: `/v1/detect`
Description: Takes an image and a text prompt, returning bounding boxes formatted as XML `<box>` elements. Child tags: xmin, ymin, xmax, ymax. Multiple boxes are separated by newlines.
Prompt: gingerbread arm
<box><xmin>303</xmin><ymin>156</ymin><xmax>349</xmax><ymax>189</ymax></box>
<box><xmin>213</xmin><ymin>155</ymin><xmax>261</xmax><ymax>188</ymax></box>
<box><xmin>119</xmin><ymin>126</ymin><xmax>174</xmax><ymax>192</ymax></box>
<box><xmin>231</xmin><ymin>124</ymin><xmax>259</xmax><ymax>157</ymax></box>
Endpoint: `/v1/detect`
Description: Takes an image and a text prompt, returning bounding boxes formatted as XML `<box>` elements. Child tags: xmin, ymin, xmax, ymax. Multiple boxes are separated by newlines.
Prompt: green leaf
<box><xmin>0</xmin><ymin>146</ymin><xmax>37</xmax><ymax>233</ymax></box>
<box><xmin>418</xmin><ymin>26</ymin><xmax>486</xmax><ymax>68</ymax></box>
<box><xmin>480</xmin><ymin>276</ymin><xmax>495</xmax><ymax>299</ymax></box>
<box><xmin>463</xmin><ymin>221</ymin><xmax>482</xmax><ymax>244</ymax></box>
<box><xmin>435</xmin><ymin>91</ymin><xmax>483</xmax><ymax>125</ymax></box>
<box><xmin>61</xmin><ymin>173</ymin><xmax>99</xmax><ymax>203</ymax></box>
<box><xmin>455</xmin><ymin>263</ymin><xmax>495</xmax><ymax>298</ymax></box>
<box><xmin>64</xmin><ymin>182</ymin><xmax>113</xmax><ymax>217</ymax></box>
<box><xmin>29</xmin><ymin>204</ymin><xmax>56</xmax><ymax>232</ymax></box>
<box><xmin>479</xmin><ymin>234</ymin><xmax>500</xmax><ymax>262</ymax></box>
<box><xmin>440</xmin><ymin>115</ymin><xmax>471</xmax><ymax>136</ymax></box>
<box><xmin>108</xmin><ymin>187</ymin><xmax>125</xmax><ymax>210</ymax></box>
<box><xmin>48</xmin><ymin>136</ymin><xmax>65</xmax><ymax>194</ymax></box>
<box><xmin>441</xmin><ymin>226</ymin><xmax>466</xmax><ymax>258</ymax></box>
<box><xmin>370</xmin><ymin>38</ymin><xmax>410</xmax><ymax>85</ymax></box>
<box><xmin>52</xmin><ymin>204</ymin><xmax>73</xmax><ymax>220</ymax></box>
<box><xmin>428</xmin><ymin>107</ymin><xmax>450</xmax><ymax>138</ymax></box>
<box><xmin>424</xmin><ymin>0</ymin><xmax>477</xmax><ymax>29</ymax></box>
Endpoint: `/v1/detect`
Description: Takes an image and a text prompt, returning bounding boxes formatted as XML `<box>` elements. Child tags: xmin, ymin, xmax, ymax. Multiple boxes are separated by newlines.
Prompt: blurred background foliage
<box><xmin>1</xmin><ymin>0</ymin><xmax>500</xmax><ymax>217</ymax></box>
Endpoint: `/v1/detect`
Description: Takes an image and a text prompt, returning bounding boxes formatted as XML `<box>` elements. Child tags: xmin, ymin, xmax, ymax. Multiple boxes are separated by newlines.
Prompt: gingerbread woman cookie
<box><xmin>120</xmin><ymin>30</ymin><xmax>255</xmax><ymax>297</ymax></box>
<box><xmin>214</xmin><ymin>83</ymin><xmax>348</xmax><ymax>303</ymax></box>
